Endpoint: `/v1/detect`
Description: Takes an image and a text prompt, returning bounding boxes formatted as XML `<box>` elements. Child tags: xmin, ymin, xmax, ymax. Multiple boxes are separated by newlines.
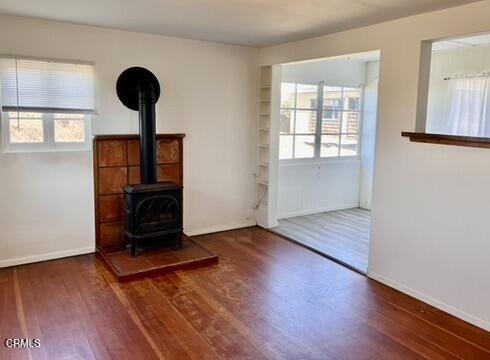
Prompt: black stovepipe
<box><xmin>137</xmin><ymin>83</ymin><xmax>157</xmax><ymax>184</ymax></box>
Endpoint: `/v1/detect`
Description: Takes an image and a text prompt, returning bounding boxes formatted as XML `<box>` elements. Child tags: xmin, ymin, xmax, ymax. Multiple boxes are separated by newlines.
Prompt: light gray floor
<box><xmin>272</xmin><ymin>208</ymin><xmax>370</xmax><ymax>273</ymax></box>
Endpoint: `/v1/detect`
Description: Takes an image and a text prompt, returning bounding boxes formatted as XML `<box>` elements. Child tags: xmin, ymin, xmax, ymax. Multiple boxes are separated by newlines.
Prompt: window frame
<box><xmin>279</xmin><ymin>83</ymin><xmax>319</xmax><ymax>160</ymax></box>
<box><xmin>1</xmin><ymin>111</ymin><xmax>91</xmax><ymax>153</ymax></box>
<box><xmin>0</xmin><ymin>55</ymin><xmax>95</xmax><ymax>153</ymax></box>
<box><xmin>279</xmin><ymin>81</ymin><xmax>363</xmax><ymax>161</ymax></box>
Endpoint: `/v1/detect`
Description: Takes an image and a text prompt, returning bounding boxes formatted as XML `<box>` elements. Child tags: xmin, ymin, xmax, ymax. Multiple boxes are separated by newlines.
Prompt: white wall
<box><xmin>277</xmin><ymin>58</ymin><xmax>375</xmax><ymax>219</ymax></box>
<box><xmin>427</xmin><ymin>44</ymin><xmax>490</xmax><ymax>133</ymax></box>
<box><xmin>0</xmin><ymin>15</ymin><xmax>258</xmax><ymax>267</ymax></box>
<box><xmin>278</xmin><ymin>159</ymin><xmax>361</xmax><ymax>218</ymax></box>
<box><xmin>260</xmin><ymin>0</ymin><xmax>490</xmax><ymax>331</ymax></box>
<box><xmin>359</xmin><ymin>61</ymin><xmax>379</xmax><ymax>209</ymax></box>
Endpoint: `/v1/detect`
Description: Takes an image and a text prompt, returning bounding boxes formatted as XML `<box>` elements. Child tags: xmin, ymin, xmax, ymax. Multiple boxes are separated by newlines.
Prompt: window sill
<box><xmin>401</xmin><ymin>132</ymin><xmax>490</xmax><ymax>149</ymax></box>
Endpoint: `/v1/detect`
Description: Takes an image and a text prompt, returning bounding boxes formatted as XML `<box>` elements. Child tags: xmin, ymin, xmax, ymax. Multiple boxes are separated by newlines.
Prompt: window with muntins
<box><xmin>0</xmin><ymin>57</ymin><xmax>95</xmax><ymax>152</ymax></box>
<box><xmin>279</xmin><ymin>82</ymin><xmax>362</xmax><ymax>160</ymax></box>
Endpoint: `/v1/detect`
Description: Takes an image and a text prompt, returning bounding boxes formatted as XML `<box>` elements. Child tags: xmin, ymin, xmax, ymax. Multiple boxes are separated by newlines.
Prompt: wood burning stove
<box><xmin>124</xmin><ymin>182</ymin><xmax>183</xmax><ymax>257</ymax></box>
<box><xmin>117</xmin><ymin>67</ymin><xmax>183</xmax><ymax>257</ymax></box>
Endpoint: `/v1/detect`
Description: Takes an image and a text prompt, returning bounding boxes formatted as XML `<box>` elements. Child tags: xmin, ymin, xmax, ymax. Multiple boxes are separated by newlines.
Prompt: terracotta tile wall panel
<box><xmin>128</xmin><ymin>166</ymin><xmax>141</xmax><ymax>185</ymax></box>
<box><xmin>98</xmin><ymin>140</ymin><xmax>126</xmax><ymax>167</ymax></box>
<box><xmin>98</xmin><ymin>167</ymin><xmax>128</xmax><ymax>194</ymax></box>
<box><xmin>127</xmin><ymin>140</ymin><xmax>140</xmax><ymax>166</ymax></box>
<box><xmin>157</xmin><ymin>139</ymin><xmax>179</xmax><ymax>164</ymax></box>
<box><xmin>100</xmin><ymin>221</ymin><xmax>125</xmax><ymax>247</ymax></box>
<box><xmin>99</xmin><ymin>194</ymin><xmax>125</xmax><ymax>222</ymax></box>
<box><xmin>157</xmin><ymin>164</ymin><xmax>180</xmax><ymax>184</ymax></box>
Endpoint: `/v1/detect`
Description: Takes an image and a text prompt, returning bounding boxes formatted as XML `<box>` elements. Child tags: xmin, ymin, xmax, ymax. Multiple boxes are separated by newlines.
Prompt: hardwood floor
<box><xmin>272</xmin><ymin>208</ymin><xmax>370</xmax><ymax>272</ymax></box>
<box><xmin>1</xmin><ymin>226</ymin><xmax>489</xmax><ymax>359</ymax></box>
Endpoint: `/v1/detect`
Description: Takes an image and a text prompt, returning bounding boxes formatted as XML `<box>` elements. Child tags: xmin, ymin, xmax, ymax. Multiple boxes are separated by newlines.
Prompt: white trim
<box><xmin>186</xmin><ymin>221</ymin><xmax>257</xmax><ymax>237</ymax></box>
<box><xmin>368</xmin><ymin>271</ymin><xmax>490</xmax><ymax>332</ymax></box>
<box><xmin>1</xmin><ymin>111</ymin><xmax>91</xmax><ymax>153</ymax></box>
<box><xmin>0</xmin><ymin>246</ymin><xmax>95</xmax><ymax>268</ymax></box>
<box><xmin>277</xmin><ymin>203</ymin><xmax>360</xmax><ymax>220</ymax></box>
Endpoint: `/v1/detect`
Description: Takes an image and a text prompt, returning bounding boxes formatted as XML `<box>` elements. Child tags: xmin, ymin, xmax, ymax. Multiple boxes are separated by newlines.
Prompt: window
<box><xmin>321</xmin><ymin>86</ymin><xmax>361</xmax><ymax>157</ymax></box>
<box><xmin>415</xmin><ymin>33</ymin><xmax>490</xmax><ymax>140</ymax></box>
<box><xmin>280</xmin><ymin>83</ymin><xmax>318</xmax><ymax>159</ymax></box>
<box><xmin>0</xmin><ymin>57</ymin><xmax>95</xmax><ymax>152</ymax></box>
<box><xmin>279</xmin><ymin>82</ymin><xmax>361</xmax><ymax>160</ymax></box>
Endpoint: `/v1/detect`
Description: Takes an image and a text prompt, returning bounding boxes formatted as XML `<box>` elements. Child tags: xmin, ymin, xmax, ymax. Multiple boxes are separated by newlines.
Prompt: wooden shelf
<box><xmin>401</xmin><ymin>132</ymin><xmax>490</xmax><ymax>149</ymax></box>
<box><xmin>258</xmin><ymin>65</ymin><xmax>271</xmax><ymax>208</ymax></box>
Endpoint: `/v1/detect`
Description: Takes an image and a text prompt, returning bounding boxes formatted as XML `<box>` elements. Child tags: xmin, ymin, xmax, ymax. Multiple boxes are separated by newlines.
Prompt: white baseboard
<box><xmin>186</xmin><ymin>221</ymin><xmax>257</xmax><ymax>237</ymax></box>
<box><xmin>0</xmin><ymin>222</ymin><xmax>258</xmax><ymax>268</ymax></box>
<box><xmin>368</xmin><ymin>271</ymin><xmax>490</xmax><ymax>332</ymax></box>
<box><xmin>278</xmin><ymin>203</ymin><xmax>359</xmax><ymax>220</ymax></box>
<box><xmin>0</xmin><ymin>246</ymin><xmax>95</xmax><ymax>268</ymax></box>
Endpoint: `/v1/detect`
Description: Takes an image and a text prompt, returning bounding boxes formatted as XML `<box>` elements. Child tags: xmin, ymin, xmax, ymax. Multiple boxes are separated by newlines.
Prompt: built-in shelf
<box><xmin>258</xmin><ymin>65</ymin><xmax>272</xmax><ymax>217</ymax></box>
<box><xmin>401</xmin><ymin>132</ymin><xmax>490</xmax><ymax>149</ymax></box>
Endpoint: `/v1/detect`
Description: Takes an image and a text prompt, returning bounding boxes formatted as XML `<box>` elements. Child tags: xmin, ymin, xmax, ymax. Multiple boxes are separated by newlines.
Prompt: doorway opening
<box><xmin>267</xmin><ymin>51</ymin><xmax>380</xmax><ymax>273</ymax></box>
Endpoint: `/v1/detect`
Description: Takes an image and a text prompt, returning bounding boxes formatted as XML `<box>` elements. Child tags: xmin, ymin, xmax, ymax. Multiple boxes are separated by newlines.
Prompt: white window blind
<box><xmin>0</xmin><ymin>57</ymin><xmax>95</xmax><ymax>113</ymax></box>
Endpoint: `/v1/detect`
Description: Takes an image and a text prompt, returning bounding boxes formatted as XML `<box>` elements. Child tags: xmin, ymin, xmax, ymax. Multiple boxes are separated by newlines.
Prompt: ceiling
<box><xmin>0</xmin><ymin>0</ymin><xmax>481</xmax><ymax>47</ymax></box>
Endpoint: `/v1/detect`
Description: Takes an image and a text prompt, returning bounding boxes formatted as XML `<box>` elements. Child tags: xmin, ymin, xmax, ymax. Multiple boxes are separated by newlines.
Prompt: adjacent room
<box><xmin>267</xmin><ymin>52</ymin><xmax>379</xmax><ymax>273</ymax></box>
<box><xmin>1</xmin><ymin>0</ymin><xmax>490</xmax><ymax>359</ymax></box>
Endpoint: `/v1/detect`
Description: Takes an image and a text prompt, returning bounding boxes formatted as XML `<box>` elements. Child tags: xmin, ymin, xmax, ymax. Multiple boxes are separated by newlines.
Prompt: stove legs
<box><xmin>131</xmin><ymin>239</ymin><xmax>138</xmax><ymax>257</ymax></box>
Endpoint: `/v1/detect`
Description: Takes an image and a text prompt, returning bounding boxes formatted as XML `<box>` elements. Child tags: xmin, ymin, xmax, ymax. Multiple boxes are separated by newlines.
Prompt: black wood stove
<box><xmin>117</xmin><ymin>67</ymin><xmax>183</xmax><ymax>257</ymax></box>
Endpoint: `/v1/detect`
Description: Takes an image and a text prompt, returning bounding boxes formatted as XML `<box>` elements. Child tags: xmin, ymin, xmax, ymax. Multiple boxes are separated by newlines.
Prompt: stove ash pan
<box><xmin>124</xmin><ymin>182</ymin><xmax>183</xmax><ymax>257</ymax></box>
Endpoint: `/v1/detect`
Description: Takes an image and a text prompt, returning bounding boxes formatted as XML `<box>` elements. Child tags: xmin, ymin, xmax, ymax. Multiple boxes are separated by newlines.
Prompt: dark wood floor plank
<box><xmin>193</xmin><ymin>228</ymin><xmax>460</xmax><ymax>359</ymax></box>
<box><xmin>152</xmin><ymin>271</ymin><xmax>278</xmax><ymax>359</ymax></box>
<box><xmin>0</xmin><ymin>270</ymin><xmax>30</xmax><ymax>360</ymax></box>
<box><xmin>1</xmin><ymin>226</ymin><xmax>488</xmax><ymax>360</ymax></box>
<box><xmin>61</xmin><ymin>257</ymin><xmax>152</xmax><ymax>360</ymax></box>
<box><xmin>18</xmin><ymin>259</ymin><xmax>96</xmax><ymax>360</ymax></box>
<box><xmin>124</xmin><ymin>278</ymin><xmax>222</xmax><ymax>359</ymax></box>
<box><xmin>195</xmin><ymin>228</ymin><xmax>488</xmax><ymax>359</ymax></box>
<box><xmin>364</xmin><ymin>280</ymin><xmax>490</xmax><ymax>352</ymax></box>
<box><xmin>191</xmin><ymin>231</ymin><xmax>418</xmax><ymax>359</ymax></box>
<box><xmin>175</xmin><ymin>263</ymin><xmax>331</xmax><ymax>359</ymax></box>
<box><xmin>347</xmin><ymin>283</ymin><xmax>489</xmax><ymax>359</ymax></box>
<box><xmin>247</xmin><ymin>228</ymin><xmax>490</xmax><ymax>358</ymax></box>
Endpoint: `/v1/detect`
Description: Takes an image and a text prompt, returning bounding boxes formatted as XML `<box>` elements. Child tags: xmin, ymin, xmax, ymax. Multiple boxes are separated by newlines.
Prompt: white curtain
<box><xmin>446</xmin><ymin>75</ymin><xmax>490</xmax><ymax>137</ymax></box>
